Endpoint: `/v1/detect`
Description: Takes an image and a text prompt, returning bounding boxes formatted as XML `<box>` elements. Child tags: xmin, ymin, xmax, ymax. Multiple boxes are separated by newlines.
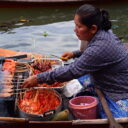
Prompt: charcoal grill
<box><xmin>0</xmin><ymin>55</ymin><xmax>30</xmax><ymax>117</ymax></box>
<box><xmin>0</xmin><ymin>57</ymin><xmax>65</xmax><ymax>120</ymax></box>
<box><xmin>0</xmin><ymin>61</ymin><xmax>34</xmax><ymax>117</ymax></box>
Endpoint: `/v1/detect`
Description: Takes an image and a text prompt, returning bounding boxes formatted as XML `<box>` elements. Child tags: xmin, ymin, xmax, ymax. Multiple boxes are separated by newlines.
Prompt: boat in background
<box><xmin>0</xmin><ymin>0</ymin><xmax>92</xmax><ymax>7</ymax></box>
<box><xmin>0</xmin><ymin>0</ymin><xmax>86</xmax><ymax>2</ymax></box>
<box><xmin>0</xmin><ymin>48</ymin><xmax>18</xmax><ymax>57</ymax></box>
<box><xmin>0</xmin><ymin>0</ymin><xmax>127</xmax><ymax>8</ymax></box>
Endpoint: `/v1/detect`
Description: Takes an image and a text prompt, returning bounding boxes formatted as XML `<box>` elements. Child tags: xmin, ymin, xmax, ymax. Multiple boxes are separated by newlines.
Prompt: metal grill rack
<box><xmin>0</xmin><ymin>61</ymin><xmax>33</xmax><ymax>117</ymax></box>
<box><xmin>0</xmin><ymin>57</ymin><xmax>65</xmax><ymax>117</ymax></box>
<box><xmin>12</xmin><ymin>62</ymin><xmax>34</xmax><ymax>115</ymax></box>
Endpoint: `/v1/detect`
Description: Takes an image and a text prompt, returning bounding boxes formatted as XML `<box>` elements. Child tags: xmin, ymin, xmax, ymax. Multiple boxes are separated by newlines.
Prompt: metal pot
<box><xmin>17</xmin><ymin>88</ymin><xmax>62</xmax><ymax>121</ymax></box>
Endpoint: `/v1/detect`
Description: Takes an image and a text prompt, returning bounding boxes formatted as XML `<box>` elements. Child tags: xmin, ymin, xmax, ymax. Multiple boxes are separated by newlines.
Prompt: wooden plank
<box><xmin>0</xmin><ymin>48</ymin><xmax>18</xmax><ymax>57</ymax></box>
<box><xmin>29</xmin><ymin>121</ymin><xmax>72</xmax><ymax>128</ymax></box>
<box><xmin>0</xmin><ymin>0</ymin><xmax>91</xmax><ymax>2</ymax></box>
<box><xmin>72</xmin><ymin>118</ymin><xmax>128</xmax><ymax>124</ymax></box>
<box><xmin>0</xmin><ymin>119</ymin><xmax>127</xmax><ymax>128</ymax></box>
<box><xmin>29</xmin><ymin>120</ymin><xmax>128</xmax><ymax>128</ymax></box>
<box><xmin>0</xmin><ymin>117</ymin><xmax>26</xmax><ymax>122</ymax></box>
<box><xmin>0</xmin><ymin>117</ymin><xmax>28</xmax><ymax>128</ymax></box>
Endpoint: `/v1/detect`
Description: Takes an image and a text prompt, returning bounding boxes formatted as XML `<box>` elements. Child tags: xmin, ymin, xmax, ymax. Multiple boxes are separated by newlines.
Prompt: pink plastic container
<box><xmin>69</xmin><ymin>96</ymin><xmax>98</xmax><ymax>119</ymax></box>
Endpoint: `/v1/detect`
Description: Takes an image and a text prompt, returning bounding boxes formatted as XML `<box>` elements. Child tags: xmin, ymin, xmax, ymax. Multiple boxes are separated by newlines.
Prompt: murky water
<box><xmin>0</xmin><ymin>2</ymin><xmax>128</xmax><ymax>56</ymax></box>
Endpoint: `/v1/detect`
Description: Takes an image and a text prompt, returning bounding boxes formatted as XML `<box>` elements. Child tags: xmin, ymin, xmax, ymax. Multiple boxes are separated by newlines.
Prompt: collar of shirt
<box><xmin>87</xmin><ymin>30</ymin><xmax>111</xmax><ymax>47</ymax></box>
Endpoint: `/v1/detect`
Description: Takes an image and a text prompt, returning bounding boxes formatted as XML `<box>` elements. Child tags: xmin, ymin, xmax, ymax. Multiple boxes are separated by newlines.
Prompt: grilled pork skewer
<box><xmin>0</xmin><ymin>91</ymin><xmax>26</xmax><ymax>97</ymax></box>
<box><xmin>1</xmin><ymin>88</ymin><xmax>13</xmax><ymax>93</ymax></box>
<box><xmin>0</xmin><ymin>92</ymin><xmax>13</xmax><ymax>97</ymax></box>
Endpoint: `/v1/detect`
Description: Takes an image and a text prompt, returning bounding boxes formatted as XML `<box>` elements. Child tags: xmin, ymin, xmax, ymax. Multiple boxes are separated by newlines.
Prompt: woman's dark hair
<box><xmin>76</xmin><ymin>4</ymin><xmax>111</xmax><ymax>31</ymax></box>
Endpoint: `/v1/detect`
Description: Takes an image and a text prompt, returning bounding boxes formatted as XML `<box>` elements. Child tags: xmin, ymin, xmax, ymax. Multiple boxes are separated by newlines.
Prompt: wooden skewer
<box><xmin>13</xmin><ymin>91</ymin><xmax>26</xmax><ymax>95</ymax></box>
<box><xmin>0</xmin><ymin>88</ymin><xmax>26</xmax><ymax>93</ymax></box>
<box><xmin>0</xmin><ymin>82</ymin><xmax>25</xmax><ymax>84</ymax></box>
<box><xmin>0</xmin><ymin>91</ymin><xmax>26</xmax><ymax>96</ymax></box>
<box><xmin>14</xmin><ymin>87</ymin><xmax>50</xmax><ymax>91</ymax></box>
<box><xmin>50</xmin><ymin>54</ymin><xmax>61</xmax><ymax>59</ymax></box>
<box><xmin>13</xmin><ymin>88</ymin><xmax>29</xmax><ymax>91</ymax></box>
<box><xmin>1</xmin><ymin>87</ymin><xmax>49</xmax><ymax>93</ymax></box>
<box><xmin>2</xmin><ymin>78</ymin><xmax>27</xmax><ymax>80</ymax></box>
<box><xmin>15</xmin><ymin>70</ymin><xmax>27</xmax><ymax>73</ymax></box>
<box><xmin>0</xmin><ymin>75</ymin><xmax>23</xmax><ymax>77</ymax></box>
<box><xmin>50</xmin><ymin>54</ymin><xmax>68</xmax><ymax>61</ymax></box>
<box><xmin>0</xmin><ymin>77</ymin><xmax>28</xmax><ymax>81</ymax></box>
<box><xmin>15</xmin><ymin>66</ymin><xmax>28</xmax><ymax>68</ymax></box>
<box><xmin>34</xmin><ymin>89</ymin><xmax>39</xmax><ymax>102</ymax></box>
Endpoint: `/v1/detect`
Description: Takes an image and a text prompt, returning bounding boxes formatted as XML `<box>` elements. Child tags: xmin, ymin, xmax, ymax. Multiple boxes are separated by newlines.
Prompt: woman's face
<box><xmin>74</xmin><ymin>14</ymin><xmax>96</xmax><ymax>42</ymax></box>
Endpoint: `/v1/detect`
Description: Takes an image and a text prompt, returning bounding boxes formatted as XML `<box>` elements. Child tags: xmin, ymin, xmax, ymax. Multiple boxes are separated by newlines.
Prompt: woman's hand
<box><xmin>61</xmin><ymin>52</ymin><xmax>74</xmax><ymax>61</ymax></box>
<box><xmin>21</xmin><ymin>75</ymin><xmax>38</xmax><ymax>88</ymax></box>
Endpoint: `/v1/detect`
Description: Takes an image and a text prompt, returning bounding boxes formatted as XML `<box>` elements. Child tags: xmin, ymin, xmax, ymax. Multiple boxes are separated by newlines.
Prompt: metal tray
<box><xmin>31</xmin><ymin>57</ymin><xmax>64</xmax><ymax>68</ymax></box>
<box><xmin>17</xmin><ymin>88</ymin><xmax>62</xmax><ymax>121</ymax></box>
<box><xmin>29</xmin><ymin>58</ymin><xmax>67</xmax><ymax>90</ymax></box>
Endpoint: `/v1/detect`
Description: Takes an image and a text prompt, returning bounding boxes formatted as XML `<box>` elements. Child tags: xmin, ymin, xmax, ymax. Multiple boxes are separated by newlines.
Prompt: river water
<box><xmin>0</xmin><ymin>2</ymin><xmax>128</xmax><ymax>56</ymax></box>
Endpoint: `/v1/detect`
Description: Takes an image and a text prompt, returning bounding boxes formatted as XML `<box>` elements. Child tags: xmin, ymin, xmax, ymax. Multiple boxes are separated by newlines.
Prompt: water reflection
<box><xmin>0</xmin><ymin>2</ymin><xmax>128</xmax><ymax>55</ymax></box>
<box><xmin>0</xmin><ymin>6</ymin><xmax>76</xmax><ymax>27</ymax></box>
<box><xmin>0</xmin><ymin>21</ymin><xmax>78</xmax><ymax>55</ymax></box>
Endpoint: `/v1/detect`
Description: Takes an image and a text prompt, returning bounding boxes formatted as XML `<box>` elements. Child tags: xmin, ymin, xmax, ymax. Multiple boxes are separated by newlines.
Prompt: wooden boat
<box><xmin>0</xmin><ymin>0</ymin><xmax>86</xmax><ymax>2</ymax></box>
<box><xmin>1</xmin><ymin>0</ymin><xmax>127</xmax><ymax>8</ymax></box>
<box><xmin>0</xmin><ymin>48</ymin><xmax>128</xmax><ymax>128</ymax></box>
<box><xmin>0</xmin><ymin>0</ymin><xmax>94</xmax><ymax>7</ymax></box>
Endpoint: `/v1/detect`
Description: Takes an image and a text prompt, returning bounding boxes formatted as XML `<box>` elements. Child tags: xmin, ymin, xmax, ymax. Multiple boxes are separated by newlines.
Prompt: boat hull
<box><xmin>0</xmin><ymin>117</ymin><xmax>128</xmax><ymax>128</ymax></box>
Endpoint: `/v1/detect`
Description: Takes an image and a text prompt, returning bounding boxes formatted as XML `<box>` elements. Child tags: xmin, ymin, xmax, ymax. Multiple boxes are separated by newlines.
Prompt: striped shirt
<box><xmin>37</xmin><ymin>30</ymin><xmax>128</xmax><ymax>101</ymax></box>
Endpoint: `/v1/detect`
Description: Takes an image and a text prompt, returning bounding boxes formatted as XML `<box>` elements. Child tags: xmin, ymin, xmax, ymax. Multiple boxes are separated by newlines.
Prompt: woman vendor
<box><xmin>22</xmin><ymin>4</ymin><xmax>128</xmax><ymax>118</ymax></box>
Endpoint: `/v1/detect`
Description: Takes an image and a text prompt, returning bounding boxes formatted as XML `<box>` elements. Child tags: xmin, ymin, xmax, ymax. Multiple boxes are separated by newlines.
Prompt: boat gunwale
<box><xmin>0</xmin><ymin>117</ymin><xmax>128</xmax><ymax>124</ymax></box>
<box><xmin>0</xmin><ymin>0</ymin><xmax>95</xmax><ymax>3</ymax></box>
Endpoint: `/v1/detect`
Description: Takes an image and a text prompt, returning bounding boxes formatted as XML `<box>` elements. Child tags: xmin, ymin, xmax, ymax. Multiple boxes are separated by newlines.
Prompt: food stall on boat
<box><xmin>0</xmin><ymin>48</ymin><xmax>128</xmax><ymax>128</ymax></box>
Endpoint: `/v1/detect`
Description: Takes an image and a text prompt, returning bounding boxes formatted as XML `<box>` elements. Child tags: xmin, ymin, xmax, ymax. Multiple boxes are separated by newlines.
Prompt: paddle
<box><xmin>95</xmin><ymin>88</ymin><xmax>123</xmax><ymax>128</ymax></box>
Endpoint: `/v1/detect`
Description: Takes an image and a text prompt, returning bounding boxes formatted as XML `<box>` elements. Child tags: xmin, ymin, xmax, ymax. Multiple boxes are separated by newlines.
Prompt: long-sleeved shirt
<box><xmin>37</xmin><ymin>30</ymin><xmax>128</xmax><ymax>101</ymax></box>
